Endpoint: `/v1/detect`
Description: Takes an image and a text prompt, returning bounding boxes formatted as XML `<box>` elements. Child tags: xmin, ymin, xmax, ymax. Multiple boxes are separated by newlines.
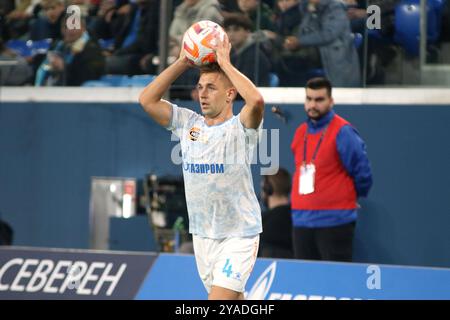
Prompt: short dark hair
<box><xmin>199</xmin><ymin>63</ymin><xmax>233</xmax><ymax>87</ymax></box>
<box><xmin>199</xmin><ymin>62</ymin><xmax>222</xmax><ymax>75</ymax></box>
<box><xmin>306</xmin><ymin>77</ymin><xmax>332</xmax><ymax>97</ymax></box>
<box><xmin>223</xmin><ymin>13</ymin><xmax>253</xmax><ymax>31</ymax></box>
<box><xmin>199</xmin><ymin>63</ymin><xmax>230</xmax><ymax>79</ymax></box>
<box><xmin>266</xmin><ymin>168</ymin><xmax>291</xmax><ymax>197</ymax></box>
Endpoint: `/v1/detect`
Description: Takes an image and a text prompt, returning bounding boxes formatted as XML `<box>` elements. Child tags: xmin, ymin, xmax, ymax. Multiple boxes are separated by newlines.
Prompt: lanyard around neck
<box><xmin>303</xmin><ymin>123</ymin><xmax>329</xmax><ymax>164</ymax></box>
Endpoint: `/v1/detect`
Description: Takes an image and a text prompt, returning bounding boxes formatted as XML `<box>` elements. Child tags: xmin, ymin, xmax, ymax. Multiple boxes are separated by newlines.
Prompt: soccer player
<box><xmin>138</xmin><ymin>34</ymin><xmax>264</xmax><ymax>300</ymax></box>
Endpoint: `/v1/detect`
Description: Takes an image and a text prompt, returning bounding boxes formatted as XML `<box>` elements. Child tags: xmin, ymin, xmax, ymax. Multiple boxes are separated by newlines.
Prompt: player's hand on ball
<box><xmin>178</xmin><ymin>45</ymin><xmax>192</xmax><ymax>67</ymax></box>
<box><xmin>214</xmin><ymin>32</ymin><xmax>231</xmax><ymax>66</ymax></box>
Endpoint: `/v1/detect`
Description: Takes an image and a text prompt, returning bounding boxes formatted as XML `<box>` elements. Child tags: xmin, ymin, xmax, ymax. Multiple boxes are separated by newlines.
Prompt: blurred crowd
<box><xmin>0</xmin><ymin>0</ymin><xmax>448</xmax><ymax>88</ymax></box>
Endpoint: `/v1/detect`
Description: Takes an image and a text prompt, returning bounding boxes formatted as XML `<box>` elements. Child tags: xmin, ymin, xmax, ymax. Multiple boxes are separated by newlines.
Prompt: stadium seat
<box><xmin>6</xmin><ymin>40</ymin><xmax>32</xmax><ymax>57</ymax></box>
<box><xmin>99</xmin><ymin>74</ymin><xmax>130</xmax><ymax>86</ymax></box>
<box><xmin>394</xmin><ymin>0</ymin><xmax>443</xmax><ymax>56</ymax></box>
<box><xmin>82</xmin><ymin>75</ymin><xmax>156</xmax><ymax>87</ymax></box>
<box><xmin>29</xmin><ymin>38</ymin><xmax>52</xmax><ymax>55</ymax></box>
<box><xmin>129</xmin><ymin>75</ymin><xmax>156</xmax><ymax>87</ymax></box>
<box><xmin>99</xmin><ymin>38</ymin><xmax>115</xmax><ymax>51</ymax></box>
<box><xmin>81</xmin><ymin>80</ymin><xmax>112</xmax><ymax>87</ymax></box>
<box><xmin>269</xmin><ymin>73</ymin><xmax>280</xmax><ymax>87</ymax></box>
<box><xmin>6</xmin><ymin>39</ymin><xmax>52</xmax><ymax>57</ymax></box>
<box><xmin>394</xmin><ymin>1</ymin><xmax>421</xmax><ymax>56</ymax></box>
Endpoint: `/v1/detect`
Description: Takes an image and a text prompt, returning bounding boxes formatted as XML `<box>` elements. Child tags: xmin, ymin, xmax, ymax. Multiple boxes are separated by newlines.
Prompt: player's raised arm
<box><xmin>214</xmin><ymin>34</ymin><xmax>264</xmax><ymax>129</ymax></box>
<box><xmin>138</xmin><ymin>52</ymin><xmax>191</xmax><ymax>127</ymax></box>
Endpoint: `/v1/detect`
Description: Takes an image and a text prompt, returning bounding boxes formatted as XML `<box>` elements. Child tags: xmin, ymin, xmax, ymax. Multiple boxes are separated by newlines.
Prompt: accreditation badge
<box><xmin>299</xmin><ymin>163</ymin><xmax>316</xmax><ymax>195</ymax></box>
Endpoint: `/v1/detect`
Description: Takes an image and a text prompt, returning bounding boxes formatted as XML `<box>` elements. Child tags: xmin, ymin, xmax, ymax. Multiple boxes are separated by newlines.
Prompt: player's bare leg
<box><xmin>208</xmin><ymin>285</ymin><xmax>245</xmax><ymax>300</ymax></box>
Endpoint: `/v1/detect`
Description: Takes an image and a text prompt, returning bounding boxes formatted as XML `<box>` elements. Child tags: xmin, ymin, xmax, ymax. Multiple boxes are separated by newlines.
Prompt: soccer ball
<box><xmin>182</xmin><ymin>20</ymin><xmax>226</xmax><ymax>67</ymax></box>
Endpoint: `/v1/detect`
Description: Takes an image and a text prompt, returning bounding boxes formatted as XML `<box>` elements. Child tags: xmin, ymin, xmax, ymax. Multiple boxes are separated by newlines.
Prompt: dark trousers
<box><xmin>293</xmin><ymin>222</ymin><xmax>356</xmax><ymax>262</ymax></box>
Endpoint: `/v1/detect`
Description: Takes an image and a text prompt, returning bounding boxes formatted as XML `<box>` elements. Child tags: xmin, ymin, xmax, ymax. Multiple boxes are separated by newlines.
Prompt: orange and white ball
<box><xmin>182</xmin><ymin>20</ymin><xmax>226</xmax><ymax>66</ymax></box>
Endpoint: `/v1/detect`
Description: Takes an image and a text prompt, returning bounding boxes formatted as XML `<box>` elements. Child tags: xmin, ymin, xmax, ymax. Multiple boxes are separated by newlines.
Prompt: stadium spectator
<box><xmin>35</xmin><ymin>15</ymin><xmax>105</xmax><ymax>86</ymax></box>
<box><xmin>0</xmin><ymin>0</ymin><xmax>15</xmax><ymax>39</ymax></box>
<box><xmin>100</xmin><ymin>0</ymin><xmax>160</xmax><ymax>75</ymax></box>
<box><xmin>265</xmin><ymin>0</ymin><xmax>308</xmax><ymax>86</ymax></box>
<box><xmin>89</xmin><ymin>0</ymin><xmax>126</xmax><ymax>47</ymax></box>
<box><xmin>237</xmin><ymin>0</ymin><xmax>275</xmax><ymax>32</ymax></box>
<box><xmin>344</xmin><ymin>0</ymin><xmax>399</xmax><ymax>84</ymax></box>
<box><xmin>30</xmin><ymin>0</ymin><xmax>66</xmax><ymax>41</ymax></box>
<box><xmin>259</xmin><ymin>168</ymin><xmax>293</xmax><ymax>259</ymax></box>
<box><xmin>291</xmin><ymin>77</ymin><xmax>372</xmax><ymax>261</ymax></box>
<box><xmin>224</xmin><ymin>13</ymin><xmax>271</xmax><ymax>86</ymax></box>
<box><xmin>3</xmin><ymin>0</ymin><xmax>39</xmax><ymax>40</ymax></box>
<box><xmin>284</xmin><ymin>0</ymin><xmax>361</xmax><ymax>87</ymax></box>
<box><xmin>272</xmin><ymin>0</ymin><xmax>301</xmax><ymax>37</ymax></box>
<box><xmin>169</xmin><ymin>0</ymin><xmax>223</xmax><ymax>60</ymax></box>
<box><xmin>0</xmin><ymin>36</ymin><xmax>33</xmax><ymax>85</ymax></box>
<box><xmin>218</xmin><ymin>0</ymin><xmax>240</xmax><ymax>19</ymax></box>
<box><xmin>345</xmin><ymin>0</ymin><xmax>398</xmax><ymax>37</ymax></box>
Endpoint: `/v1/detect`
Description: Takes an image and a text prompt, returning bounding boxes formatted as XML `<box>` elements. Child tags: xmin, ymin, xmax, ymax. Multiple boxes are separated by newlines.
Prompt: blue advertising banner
<box><xmin>245</xmin><ymin>259</ymin><xmax>450</xmax><ymax>300</ymax></box>
<box><xmin>135</xmin><ymin>253</ymin><xmax>206</xmax><ymax>300</ymax></box>
<box><xmin>0</xmin><ymin>246</ymin><xmax>157</xmax><ymax>299</ymax></box>
<box><xmin>136</xmin><ymin>254</ymin><xmax>450</xmax><ymax>300</ymax></box>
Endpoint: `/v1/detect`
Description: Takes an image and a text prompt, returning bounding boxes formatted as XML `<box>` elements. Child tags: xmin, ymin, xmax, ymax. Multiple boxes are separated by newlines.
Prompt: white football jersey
<box><xmin>166</xmin><ymin>104</ymin><xmax>262</xmax><ymax>239</ymax></box>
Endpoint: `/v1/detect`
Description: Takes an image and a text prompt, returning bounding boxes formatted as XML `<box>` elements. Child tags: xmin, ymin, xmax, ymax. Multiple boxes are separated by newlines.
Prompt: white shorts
<box><xmin>192</xmin><ymin>234</ymin><xmax>259</xmax><ymax>293</ymax></box>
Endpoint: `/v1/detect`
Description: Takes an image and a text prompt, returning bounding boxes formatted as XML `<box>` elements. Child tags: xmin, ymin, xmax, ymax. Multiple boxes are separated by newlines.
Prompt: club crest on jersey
<box><xmin>188</xmin><ymin>127</ymin><xmax>201</xmax><ymax>141</ymax></box>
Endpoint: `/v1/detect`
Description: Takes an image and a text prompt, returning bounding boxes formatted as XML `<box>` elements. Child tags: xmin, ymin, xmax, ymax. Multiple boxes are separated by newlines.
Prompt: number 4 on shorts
<box><xmin>222</xmin><ymin>258</ymin><xmax>233</xmax><ymax>278</ymax></box>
